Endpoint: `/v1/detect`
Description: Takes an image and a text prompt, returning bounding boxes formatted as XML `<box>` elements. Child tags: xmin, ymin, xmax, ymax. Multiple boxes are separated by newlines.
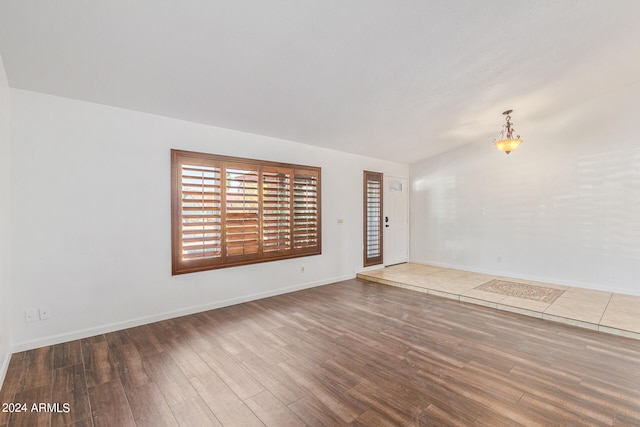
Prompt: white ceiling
<box><xmin>1</xmin><ymin>0</ymin><xmax>639</xmax><ymax>163</ymax></box>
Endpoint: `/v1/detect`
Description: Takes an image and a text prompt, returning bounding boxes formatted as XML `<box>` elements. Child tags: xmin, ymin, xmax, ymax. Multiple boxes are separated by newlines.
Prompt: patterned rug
<box><xmin>475</xmin><ymin>280</ymin><xmax>565</xmax><ymax>303</ymax></box>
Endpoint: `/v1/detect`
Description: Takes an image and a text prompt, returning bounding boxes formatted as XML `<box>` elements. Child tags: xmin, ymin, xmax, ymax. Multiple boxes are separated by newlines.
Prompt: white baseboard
<box><xmin>11</xmin><ymin>274</ymin><xmax>355</xmax><ymax>353</ymax></box>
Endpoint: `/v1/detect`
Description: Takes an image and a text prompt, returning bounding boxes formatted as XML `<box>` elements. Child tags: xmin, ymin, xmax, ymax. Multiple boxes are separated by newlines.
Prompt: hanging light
<box><xmin>493</xmin><ymin>109</ymin><xmax>522</xmax><ymax>154</ymax></box>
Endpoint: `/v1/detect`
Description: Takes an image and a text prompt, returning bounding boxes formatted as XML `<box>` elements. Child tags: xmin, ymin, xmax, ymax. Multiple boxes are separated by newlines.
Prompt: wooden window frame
<box><xmin>172</xmin><ymin>149</ymin><xmax>321</xmax><ymax>275</ymax></box>
<box><xmin>364</xmin><ymin>170</ymin><xmax>383</xmax><ymax>267</ymax></box>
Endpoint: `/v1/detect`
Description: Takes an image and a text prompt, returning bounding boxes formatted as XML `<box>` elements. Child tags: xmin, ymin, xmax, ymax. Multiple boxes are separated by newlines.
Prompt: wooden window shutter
<box><xmin>172</xmin><ymin>150</ymin><xmax>321</xmax><ymax>274</ymax></box>
<box><xmin>364</xmin><ymin>171</ymin><xmax>383</xmax><ymax>267</ymax></box>
<box><xmin>172</xmin><ymin>151</ymin><xmax>223</xmax><ymax>274</ymax></box>
<box><xmin>262</xmin><ymin>166</ymin><xmax>293</xmax><ymax>257</ymax></box>
<box><xmin>223</xmin><ymin>162</ymin><xmax>260</xmax><ymax>263</ymax></box>
<box><xmin>293</xmin><ymin>169</ymin><xmax>321</xmax><ymax>254</ymax></box>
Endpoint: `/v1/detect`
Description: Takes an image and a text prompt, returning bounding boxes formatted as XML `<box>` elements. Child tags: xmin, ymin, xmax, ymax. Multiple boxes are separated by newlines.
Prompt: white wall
<box><xmin>0</xmin><ymin>54</ymin><xmax>11</xmax><ymax>383</ymax></box>
<box><xmin>410</xmin><ymin>82</ymin><xmax>640</xmax><ymax>296</ymax></box>
<box><xmin>9</xmin><ymin>89</ymin><xmax>408</xmax><ymax>350</ymax></box>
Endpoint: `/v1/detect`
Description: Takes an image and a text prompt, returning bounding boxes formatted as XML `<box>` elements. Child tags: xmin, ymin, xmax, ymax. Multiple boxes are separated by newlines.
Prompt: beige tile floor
<box><xmin>357</xmin><ymin>263</ymin><xmax>640</xmax><ymax>340</ymax></box>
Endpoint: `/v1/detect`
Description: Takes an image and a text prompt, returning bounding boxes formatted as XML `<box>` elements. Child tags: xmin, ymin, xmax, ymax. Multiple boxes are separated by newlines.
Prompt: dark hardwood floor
<box><xmin>2</xmin><ymin>278</ymin><xmax>640</xmax><ymax>426</ymax></box>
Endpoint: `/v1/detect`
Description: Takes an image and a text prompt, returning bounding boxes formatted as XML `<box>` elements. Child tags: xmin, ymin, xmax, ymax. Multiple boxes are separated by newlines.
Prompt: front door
<box><xmin>383</xmin><ymin>176</ymin><xmax>408</xmax><ymax>266</ymax></box>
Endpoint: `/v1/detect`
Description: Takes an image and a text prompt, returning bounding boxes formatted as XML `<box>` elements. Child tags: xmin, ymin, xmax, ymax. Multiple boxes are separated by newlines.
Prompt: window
<box><xmin>171</xmin><ymin>150</ymin><xmax>321</xmax><ymax>275</ymax></box>
<box><xmin>364</xmin><ymin>171</ymin><xmax>383</xmax><ymax>267</ymax></box>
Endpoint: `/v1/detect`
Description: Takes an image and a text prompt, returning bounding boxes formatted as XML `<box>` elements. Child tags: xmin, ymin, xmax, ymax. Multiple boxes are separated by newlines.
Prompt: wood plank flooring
<box><xmin>2</xmin><ymin>278</ymin><xmax>640</xmax><ymax>426</ymax></box>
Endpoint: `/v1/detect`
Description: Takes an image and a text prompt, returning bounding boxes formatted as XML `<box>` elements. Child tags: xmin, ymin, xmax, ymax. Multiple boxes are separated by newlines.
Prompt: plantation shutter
<box><xmin>172</xmin><ymin>150</ymin><xmax>321</xmax><ymax>275</ymax></box>
<box><xmin>262</xmin><ymin>166</ymin><xmax>293</xmax><ymax>257</ymax></box>
<box><xmin>224</xmin><ymin>162</ymin><xmax>260</xmax><ymax>263</ymax></box>
<box><xmin>293</xmin><ymin>169</ymin><xmax>321</xmax><ymax>254</ymax></box>
<box><xmin>172</xmin><ymin>152</ymin><xmax>223</xmax><ymax>274</ymax></box>
<box><xmin>364</xmin><ymin>171</ymin><xmax>383</xmax><ymax>266</ymax></box>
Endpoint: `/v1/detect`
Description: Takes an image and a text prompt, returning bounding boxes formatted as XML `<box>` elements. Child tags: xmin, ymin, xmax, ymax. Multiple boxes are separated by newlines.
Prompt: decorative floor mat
<box><xmin>475</xmin><ymin>280</ymin><xmax>565</xmax><ymax>303</ymax></box>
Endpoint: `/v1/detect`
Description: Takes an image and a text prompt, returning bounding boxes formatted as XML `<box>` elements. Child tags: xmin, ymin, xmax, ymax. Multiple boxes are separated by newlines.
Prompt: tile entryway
<box><xmin>357</xmin><ymin>263</ymin><xmax>640</xmax><ymax>340</ymax></box>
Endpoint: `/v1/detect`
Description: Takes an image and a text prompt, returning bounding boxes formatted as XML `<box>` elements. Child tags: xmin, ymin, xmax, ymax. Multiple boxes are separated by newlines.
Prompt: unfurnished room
<box><xmin>1</xmin><ymin>1</ymin><xmax>640</xmax><ymax>426</ymax></box>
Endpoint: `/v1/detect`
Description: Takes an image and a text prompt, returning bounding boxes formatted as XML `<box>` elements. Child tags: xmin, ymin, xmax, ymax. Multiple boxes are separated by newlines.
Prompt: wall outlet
<box><xmin>39</xmin><ymin>307</ymin><xmax>51</xmax><ymax>320</ymax></box>
<box><xmin>25</xmin><ymin>309</ymin><xmax>37</xmax><ymax>323</ymax></box>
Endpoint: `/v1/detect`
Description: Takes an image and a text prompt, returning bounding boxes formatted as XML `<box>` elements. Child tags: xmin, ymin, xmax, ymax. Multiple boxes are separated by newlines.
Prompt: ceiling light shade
<box><xmin>493</xmin><ymin>110</ymin><xmax>522</xmax><ymax>154</ymax></box>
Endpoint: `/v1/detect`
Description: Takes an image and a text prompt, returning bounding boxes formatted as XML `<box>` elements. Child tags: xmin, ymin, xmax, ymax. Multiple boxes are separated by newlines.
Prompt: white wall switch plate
<box><xmin>39</xmin><ymin>307</ymin><xmax>51</xmax><ymax>320</ymax></box>
<box><xmin>25</xmin><ymin>309</ymin><xmax>37</xmax><ymax>323</ymax></box>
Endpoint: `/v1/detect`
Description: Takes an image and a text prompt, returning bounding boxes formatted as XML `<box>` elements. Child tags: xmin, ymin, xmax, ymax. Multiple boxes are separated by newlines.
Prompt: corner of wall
<box><xmin>0</xmin><ymin>51</ymin><xmax>13</xmax><ymax>388</ymax></box>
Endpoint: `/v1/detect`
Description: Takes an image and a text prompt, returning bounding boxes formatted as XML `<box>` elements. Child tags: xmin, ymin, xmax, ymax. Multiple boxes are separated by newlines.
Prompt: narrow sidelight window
<box><xmin>172</xmin><ymin>150</ymin><xmax>321</xmax><ymax>275</ymax></box>
<box><xmin>364</xmin><ymin>171</ymin><xmax>383</xmax><ymax>267</ymax></box>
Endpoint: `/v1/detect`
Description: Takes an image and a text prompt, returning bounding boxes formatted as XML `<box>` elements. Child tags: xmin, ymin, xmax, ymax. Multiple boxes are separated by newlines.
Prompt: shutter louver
<box><xmin>224</xmin><ymin>163</ymin><xmax>259</xmax><ymax>261</ymax></box>
<box><xmin>262</xmin><ymin>167</ymin><xmax>292</xmax><ymax>257</ymax></box>
<box><xmin>293</xmin><ymin>169</ymin><xmax>320</xmax><ymax>254</ymax></box>
<box><xmin>181</xmin><ymin>165</ymin><xmax>222</xmax><ymax>260</ymax></box>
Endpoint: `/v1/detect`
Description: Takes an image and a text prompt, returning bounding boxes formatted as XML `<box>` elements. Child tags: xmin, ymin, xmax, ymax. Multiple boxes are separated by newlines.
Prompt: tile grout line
<box><xmin>597</xmin><ymin>293</ymin><xmax>614</xmax><ymax>331</ymax></box>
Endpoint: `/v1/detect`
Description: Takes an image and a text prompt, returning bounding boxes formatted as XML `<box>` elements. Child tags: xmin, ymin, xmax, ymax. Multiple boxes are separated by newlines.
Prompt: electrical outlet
<box><xmin>39</xmin><ymin>307</ymin><xmax>51</xmax><ymax>320</ymax></box>
<box><xmin>25</xmin><ymin>309</ymin><xmax>37</xmax><ymax>323</ymax></box>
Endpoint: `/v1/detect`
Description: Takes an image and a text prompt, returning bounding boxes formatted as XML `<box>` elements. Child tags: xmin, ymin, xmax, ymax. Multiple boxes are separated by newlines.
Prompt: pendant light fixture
<box><xmin>493</xmin><ymin>110</ymin><xmax>522</xmax><ymax>154</ymax></box>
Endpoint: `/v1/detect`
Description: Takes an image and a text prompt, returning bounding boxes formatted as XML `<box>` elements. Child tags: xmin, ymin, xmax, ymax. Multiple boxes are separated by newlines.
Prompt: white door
<box><xmin>383</xmin><ymin>176</ymin><xmax>408</xmax><ymax>266</ymax></box>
